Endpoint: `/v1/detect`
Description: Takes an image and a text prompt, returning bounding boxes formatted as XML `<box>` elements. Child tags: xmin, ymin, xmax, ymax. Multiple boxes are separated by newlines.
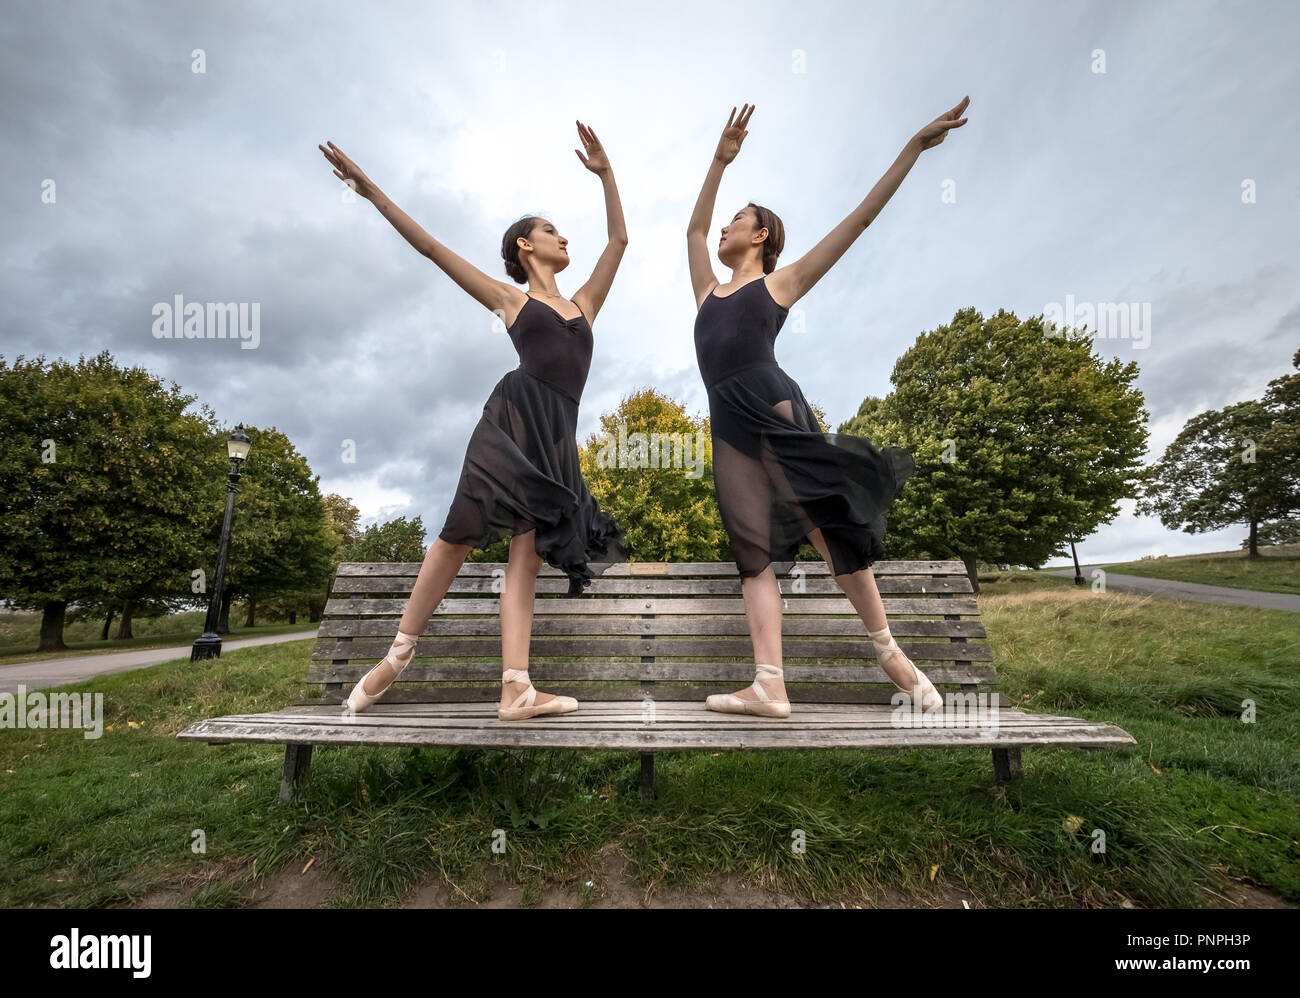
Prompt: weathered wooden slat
<box><xmin>302</xmin><ymin>678</ymin><xmax>1003</xmax><ymax>705</ymax></box>
<box><xmin>314</xmin><ymin>616</ymin><xmax>989</xmax><ymax>639</ymax></box>
<box><xmin>307</xmin><ymin>637</ymin><xmax>994</xmax><ymax>663</ymax></box>
<box><xmin>334</xmin><ymin>560</ymin><xmax>970</xmax><ymax>578</ymax></box>
<box><xmin>322</xmin><ymin>596</ymin><xmax>983</xmax><ymax>617</ymax></box>
<box><xmin>277</xmin><ymin>700</ymin><xmax>1025</xmax><ymax>716</ymax></box>
<box><xmin>197</xmin><ymin>707</ymin><xmax>1094</xmax><ymax>728</ymax></box>
<box><xmin>330</xmin><ymin>576</ymin><xmax>973</xmax><ymax>596</ymax></box>
<box><xmin>178</xmin><ymin>707</ymin><xmax>1138</xmax><ymax>751</ymax></box>
<box><xmin>305</xmin><ymin>661</ymin><xmax>997</xmax><ymax>683</ymax></box>
<box><xmin>191</xmin><ymin>718</ymin><xmax>1105</xmax><ymax>737</ymax></box>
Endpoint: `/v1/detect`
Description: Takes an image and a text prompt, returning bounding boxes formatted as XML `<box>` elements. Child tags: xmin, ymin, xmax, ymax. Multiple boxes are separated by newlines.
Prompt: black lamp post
<box><xmin>192</xmin><ymin>425</ymin><xmax>251</xmax><ymax>661</ymax></box>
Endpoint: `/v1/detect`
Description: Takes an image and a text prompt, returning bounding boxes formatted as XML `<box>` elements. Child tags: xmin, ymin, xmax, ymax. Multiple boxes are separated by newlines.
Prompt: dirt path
<box><xmin>130</xmin><ymin>853</ymin><xmax>1294</xmax><ymax>910</ymax></box>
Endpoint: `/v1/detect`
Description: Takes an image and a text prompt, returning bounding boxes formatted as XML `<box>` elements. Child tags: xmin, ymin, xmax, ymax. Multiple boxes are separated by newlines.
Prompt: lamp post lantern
<box><xmin>192</xmin><ymin>424</ymin><xmax>251</xmax><ymax>661</ymax></box>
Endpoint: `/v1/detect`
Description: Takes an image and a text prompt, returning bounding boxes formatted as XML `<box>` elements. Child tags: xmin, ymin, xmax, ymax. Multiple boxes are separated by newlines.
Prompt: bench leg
<box><xmin>639</xmin><ymin>752</ymin><xmax>656</xmax><ymax>801</ymax></box>
<box><xmin>992</xmin><ymin>746</ymin><xmax>1022</xmax><ymax>785</ymax></box>
<box><xmin>279</xmin><ymin>743</ymin><xmax>313</xmax><ymax>803</ymax></box>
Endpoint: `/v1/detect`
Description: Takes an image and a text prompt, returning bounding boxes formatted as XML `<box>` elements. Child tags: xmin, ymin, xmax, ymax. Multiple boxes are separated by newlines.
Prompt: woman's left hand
<box><xmin>574</xmin><ymin>120</ymin><xmax>611</xmax><ymax>174</ymax></box>
<box><xmin>913</xmin><ymin>96</ymin><xmax>970</xmax><ymax>151</ymax></box>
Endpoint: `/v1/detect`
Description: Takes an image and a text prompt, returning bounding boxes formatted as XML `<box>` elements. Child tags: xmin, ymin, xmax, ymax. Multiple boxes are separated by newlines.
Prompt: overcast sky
<box><xmin>4</xmin><ymin>0</ymin><xmax>1297</xmax><ymax>566</ymax></box>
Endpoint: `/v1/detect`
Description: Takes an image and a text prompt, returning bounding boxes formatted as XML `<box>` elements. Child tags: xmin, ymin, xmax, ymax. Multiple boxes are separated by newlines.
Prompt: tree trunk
<box><xmin>100</xmin><ymin>603</ymin><xmax>117</xmax><ymax>640</ymax></box>
<box><xmin>114</xmin><ymin>598</ymin><xmax>134</xmax><ymax>640</ymax></box>
<box><xmin>288</xmin><ymin>610</ymin><xmax>297</xmax><ymax>624</ymax></box>
<box><xmin>218</xmin><ymin>589</ymin><xmax>232</xmax><ymax>635</ymax></box>
<box><xmin>38</xmin><ymin>600</ymin><xmax>68</xmax><ymax>652</ymax></box>
<box><xmin>1249</xmin><ymin>519</ymin><xmax>1259</xmax><ymax>558</ymax></box>
<box><xmin>244</xmin><ymin>596</ymin><xmax>256</xmax><ymax>629</ymax></box>
<box><xmin>962</xmin><ymin>553</ymin><xmax>981</xmax><ymax>594</ymax></box>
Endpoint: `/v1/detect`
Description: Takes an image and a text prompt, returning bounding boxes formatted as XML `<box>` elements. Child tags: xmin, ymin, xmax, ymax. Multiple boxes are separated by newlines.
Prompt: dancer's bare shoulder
<box><xmin>763</xmin><ymin>267</ymin><xmax>800</xmax><ymax>310</ymax></box>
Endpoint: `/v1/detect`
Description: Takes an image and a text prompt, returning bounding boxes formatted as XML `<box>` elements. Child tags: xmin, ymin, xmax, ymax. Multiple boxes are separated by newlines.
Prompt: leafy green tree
<box><xmin>839</xmin><ymin>307</ymin><xmax>1149</xmax><ymax>589</ymax></box>
<box><xmin>0</xmin><ymin>351</ymin><xmax>218</xmax><ymax>650</ymax></box>
<box><xmin>464</xmin><ymin>535</ymin><xmax>512</xmax><ymax>563</ymax></box>
<box><xmin>344</xmin><ymin>514</ymin><xmax>428</xmax><ymax>562</ymax></box>
<box><xmin>324</xmin><ymin>493</ymin><xmax>362</xmax><ymax>551</ymax></box>
<box><xmin>580</xmin><ymin>388</ymin><xmax>727</xmax><ymax>561</ymax></box>
<box><xmin>1137</xmin><ymin>349</ymin><xmax>1300</xmax><ymax>556</ymax></box>
<box><xmin>199</xmin><ymin>426</ymin><xmax>334</xmax><ymax>631</ymax></box>
<box><xmin>1253</xmin><ymin>346</ymin><xmax>1300</xmax><ymax>545</ymax></box>
<box><xmin>263</xmin><ymin>493</ymin><xmax>361</xmax><ymax>622</ymax></box>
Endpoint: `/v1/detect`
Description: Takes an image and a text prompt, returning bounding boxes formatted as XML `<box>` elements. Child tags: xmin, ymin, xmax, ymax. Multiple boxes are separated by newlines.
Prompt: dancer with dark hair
<box><xmin>318</xmin><ymin>121</ymin><xmax>629</xmax><ymax>720</ymax></box>
<box><xmin>686</xmin><ymin>99</ymin><xmax>970</xmax><ymax>717</ymax></box>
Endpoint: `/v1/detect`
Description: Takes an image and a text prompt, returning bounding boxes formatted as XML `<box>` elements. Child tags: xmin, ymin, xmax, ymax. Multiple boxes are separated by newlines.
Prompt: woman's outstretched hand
<box><xmin>713</xmin><ymin>104</ymin><xmax>754</xmax><ymax>165</ymax></box>
<box><xmin>574</xmin><ymin>120</ymin><xmax>611</xmax><ymax>174</ymax></box>
<box><xmin>318</xmin><ymin>140</ymin><xmax>376</xmax><ymax>199</ymax></box>
<box><xmin>913</xmin><ymin>96</ymin><xmax>969</xmax><ymax>151</ymax></box>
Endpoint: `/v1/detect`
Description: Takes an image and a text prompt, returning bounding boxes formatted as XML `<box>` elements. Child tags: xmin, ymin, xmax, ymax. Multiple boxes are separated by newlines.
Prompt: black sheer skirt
<box><xmin>707</xmin><ymin>364</ymin><xmax>915</xmax><ymax>579</ymax></box>
<box><xmin>438</xmin><ymin>369</ymin><xmax>628</xmax><ymax>594</ymax></box>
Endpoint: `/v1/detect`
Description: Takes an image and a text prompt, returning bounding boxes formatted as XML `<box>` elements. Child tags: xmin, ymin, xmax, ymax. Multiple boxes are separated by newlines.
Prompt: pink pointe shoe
<box><xmin>497</xmin><ymin>668</ymin><xmax>579</xmax><ymax>721</ymax></box>
<box><xmin>869</xmin><ymin>625</ymin><xmax>943</xmax><ymax>712</ymax></box>
<box><xmin>705</xmin><ymin>662</ymin><xmax>791</xmax><ymax>718</ymax></box>
<box><xmin>343</xmin><ymin>629</ymin><xmax>420</xmax><ymax>714</ymax></box>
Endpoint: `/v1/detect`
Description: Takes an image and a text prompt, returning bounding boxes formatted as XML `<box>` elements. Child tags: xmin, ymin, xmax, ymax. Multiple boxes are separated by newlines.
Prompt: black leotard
<box><xmin>508</xmin><ymin>293</ymin><xmax>593</xmax><ymax>402</ymax></box>
<box><xmin>693</xmin><ymin>277</ymin><xmax>789</xmax><ymax>387</ymax></box>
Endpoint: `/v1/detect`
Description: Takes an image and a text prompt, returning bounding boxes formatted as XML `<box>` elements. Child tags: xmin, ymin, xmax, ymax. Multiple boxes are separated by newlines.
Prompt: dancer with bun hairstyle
<box><xmin>319</xmin><ymin>121</ymin><xmax>629</xmax><ymax>720</ymax></box>
<box><xmin>686</xmin><ymin>98</ymin><xmax>970</xmax><ymax>717</ymax></box>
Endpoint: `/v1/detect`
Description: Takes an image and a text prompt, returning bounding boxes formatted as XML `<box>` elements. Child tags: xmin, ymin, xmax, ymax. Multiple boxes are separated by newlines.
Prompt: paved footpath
<box><xmin>1038</xmin><ymin>568</ymin><xmax>1300</xmax><ymax>612</ymax></box>
<box><xmin>0</xmin><ymin>629</ymin><xmax>320</xmax><ymax>694</ymax></box>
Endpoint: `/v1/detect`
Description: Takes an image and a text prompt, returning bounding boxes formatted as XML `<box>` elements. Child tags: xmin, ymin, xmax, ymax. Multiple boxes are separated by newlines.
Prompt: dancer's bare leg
<box><xmin>711</xmin><ymin>430</ymin><xmax>788</xmax><ymax>704</ymax></box>
<box><xmin>361</xmin><ymin>537</ymin><xmax>471</xmax><ymax>697</ymax></box>
<box><xmin>761</xmin><ymin>399</ymin><xmax>922</xmax><ymax>697</ymax></box>
<box><xmin>728</xmin><ymin>568</ymin><xmax>788</xmax><ymax>701</ymax></box>
<box><xmin>498</xmin><ymin>529</ymin><xmax>562</xmax><ymax>709</ymax></box>
<box><xmin>803</xmin><ymin>527</ymin><xmax>924</xmax><ymax>694</ymax></box>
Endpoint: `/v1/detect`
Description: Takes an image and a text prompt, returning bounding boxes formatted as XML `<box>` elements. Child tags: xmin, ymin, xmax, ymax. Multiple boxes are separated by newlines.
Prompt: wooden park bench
<box><xmin>178</xmin><ymin>560</ymin><xmax>1136</xmax><ymax>803</ymax></box>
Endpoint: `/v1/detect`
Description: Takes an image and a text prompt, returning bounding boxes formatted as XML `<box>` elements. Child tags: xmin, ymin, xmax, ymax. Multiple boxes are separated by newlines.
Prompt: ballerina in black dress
<box><xmin>319</xmin><ymin>121</ymin><xmax>629</xmax><ymax>720</ymax></box>
<box><xmin>686</xmin><ymin>99</ymin><xmax>970</xmax><ymax>717</ymax></box>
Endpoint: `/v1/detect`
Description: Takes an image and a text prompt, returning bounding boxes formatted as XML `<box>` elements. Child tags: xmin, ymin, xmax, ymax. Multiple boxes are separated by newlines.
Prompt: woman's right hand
<box><xmin>318</xmin><ymin>140</ymin><xmax>376</xmax><ymax>199</ymax></box>
<box><xmin>713</xmin><ymin>104</ymin><xmax>754</xmax><ymax>165</ymax></box>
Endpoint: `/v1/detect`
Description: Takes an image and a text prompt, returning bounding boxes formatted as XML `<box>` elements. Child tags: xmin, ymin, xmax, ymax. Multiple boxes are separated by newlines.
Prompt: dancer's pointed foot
<box><xmin>344</xmin><ymin>629</ymin><xmax>420</xmax><ymax>713</ymax></box>
<box><xmin>869</xmin><ymin>625</ymin><xmax>943</xmax><ymax>711</ymax></box>
<box><xmin>705</xmin><ymin>663</ymin><xmax>791</xmax><ymax>718</ymax></box>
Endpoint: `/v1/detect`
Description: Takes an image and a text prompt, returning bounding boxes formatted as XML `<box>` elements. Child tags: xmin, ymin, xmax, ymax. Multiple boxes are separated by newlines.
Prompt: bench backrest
<box><xmin>308</xmin><ymin>560</ymin><xmax>993</xmax><ymax>705</ymax></box>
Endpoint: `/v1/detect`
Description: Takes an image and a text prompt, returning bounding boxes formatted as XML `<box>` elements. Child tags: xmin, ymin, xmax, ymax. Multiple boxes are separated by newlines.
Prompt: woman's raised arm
<box><xmin>319</xmin><ymin>140</ymin><xmax>515</xmax><ymax>318</ymax></box>
<box><xmin>569</xmin><ymin>120</ymin><xmax>628</xmax><ymax>324</ymax></box>
<box><xmin>686</xmin><ymin>103</ymin><xmax>754</xmax><ymax>308</ymax></box>
<box><xmin>766</xmin><ymin>96</ymin><xmax>969</xmax><ymax>309</ymax></box>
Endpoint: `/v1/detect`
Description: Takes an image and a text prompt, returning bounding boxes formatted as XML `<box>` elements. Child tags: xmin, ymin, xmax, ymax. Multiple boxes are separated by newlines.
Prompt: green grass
<box><xmin>1</xmin><ymin>575</ymin><xmax>1297</xmax><ymax>909</ymax></box>
<box><xmin>0</xmin><ymin>609</ymin><xmax>319</xmax><ymax>666</ymax></box>
<box><xmin>1041</xmin><ymin>544</ymin><xmax>1300</xmax><ymax>595</ymax></box>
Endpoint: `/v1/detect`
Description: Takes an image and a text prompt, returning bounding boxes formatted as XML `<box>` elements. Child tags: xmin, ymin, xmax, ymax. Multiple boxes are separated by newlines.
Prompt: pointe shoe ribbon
<box><xmin>343</xmin><ymin>629</ymin><xmax>419</xmax><ymax>714</ymax></box>
<box><xmin>498</xmin><ymin>668</ymin><xmax>579</xmax><ymax>721</ymax></box>
<box><xmin>869</xmin><ymin>626</ymin><xmax>943</xmax><ymax>711</ymax></box>
<box><xmin>705</xmin><ymin>662</ymin><xmax>791</xmax><ymax>718</ymax></box>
